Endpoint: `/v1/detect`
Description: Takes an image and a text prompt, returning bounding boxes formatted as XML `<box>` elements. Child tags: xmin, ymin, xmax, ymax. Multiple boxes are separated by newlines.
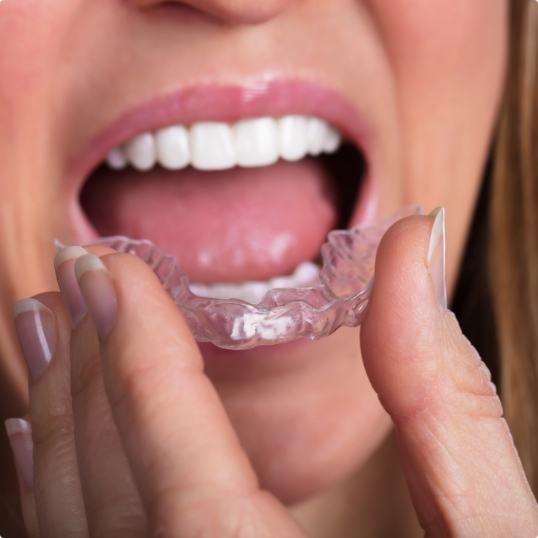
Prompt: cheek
<box><xmin>0</xmin><ymin>2</ymin><xmax>62</xmax><ymax>126</ymax></box>
<box><xmin>371</xmin><ymin>0</ymin><xmax>508</xmax><ymax>82</ymax></box>
<box><xmin>369</xmin><ymin>0</ymin><xmax>508</xmax><ymax>288</ymax></box>
<box><xmin>0</xmin><ymin>2</ymin><xmax>87</xmax><ymax>295</ymax></box>
<box><xmin>0</xmin><ymin>3</ymin><xmax>66</xmax><ymax>219</ymax></box>
<box><xmin>370</xmin><ymin>0</ymin><xmax>508</xmax><ymax>174</ymax></box>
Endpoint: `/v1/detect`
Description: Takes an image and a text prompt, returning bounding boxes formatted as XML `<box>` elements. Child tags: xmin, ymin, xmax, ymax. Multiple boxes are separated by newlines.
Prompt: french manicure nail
<box><xmin>13</xmin><ymin>299</ymin><xmax>56</xmax><ymax>381</ymax></box>
<box><xmin>55</xmin><ymin>246</ymin><xmax>89</xmax><ymax>326</ymax></box>
<box><xmin>5</xmin><ymin>418</ymin><xmax>34</xmax><ymax>489</ymax></box>
<box><xmin>427</xmin><ymin>207</ymin><xmax>448</xmax><ymax>308</ymax></box>
<box><xmin>53</xmin><ymin>238</ymin><xmax>64</xmax><ymax>253</ymax></box>
<box><xmin>75</xmin><ymin>254</ymin><xmax>117</xmax><ymax>339</ymax></box>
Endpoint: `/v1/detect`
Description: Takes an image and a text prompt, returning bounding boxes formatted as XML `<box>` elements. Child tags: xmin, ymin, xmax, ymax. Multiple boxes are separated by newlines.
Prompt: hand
<box><xmin>8</xmin><ymin>244</ymin><xmax>305</xmax><ymax>537</ymax></box>
<box><xmin>360</xmin><ymin>210</ymin><xmax>538</xmax><ymax>536</ymax></box>
<box><xmin>6</xmin><ymin>212</ymin><xmax>538</xmax><ymax>537</ymax></box>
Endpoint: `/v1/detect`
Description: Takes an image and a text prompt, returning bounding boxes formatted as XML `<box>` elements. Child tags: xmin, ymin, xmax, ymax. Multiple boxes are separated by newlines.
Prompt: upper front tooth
<box><xmin>124</xmin><ymin>133</ymin><xmax>156</xmax><ymax>171</ymax></box>
<box><xmin>155</xmin><ymin>126</ymin><xmax>190</xmax><ymax>170</ymax></box>
<box><xmin>234</xmin><ymin>117</ymin><xmax>279</xmax><ymax>167</ymax></box>
<box><xmin>278</xmin><ymin>115</ymin><xmax>309</xmax><ymax>162</ymax></box>
<box><xmin>190</xmin><ymin>122</ymin><xmax>236</xmax><ymax>171</ymax></box>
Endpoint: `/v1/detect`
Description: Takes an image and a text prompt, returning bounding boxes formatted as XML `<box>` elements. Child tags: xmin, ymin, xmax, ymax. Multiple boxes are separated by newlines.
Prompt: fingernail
<box><xmin>55</xmin><ymin>246</ymin><xmax>89</xmax><ymax>326</ymax></box>
<box><xmin>427</xmin><ymin>207</ymin><xmax>448</xmax><ymax>308</ymax></box>
<box><xmin>5</xmin><ymin>418</ymin><xmax>34</xmax><ymax>489</ymax></box>
<box><xmin>13</xmin><ymin>299</ymin><xmax>56</xmax><ymax>381</ymax></box>
<box><xmin>75</xmin><ymin>254</ymin><xmax>117</xmax><ymax>339</ymax></box>
<box><xmin>53</xmin><ymin>238</ymin><xmax>65</xmax><ymax>252</ymax></box>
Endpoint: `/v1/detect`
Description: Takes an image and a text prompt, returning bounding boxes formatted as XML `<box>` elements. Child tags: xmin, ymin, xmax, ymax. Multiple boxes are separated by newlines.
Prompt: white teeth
<box><xmin>106</xmin><ymin>148</ymin><xmax>128</xmax><ymax>169</ymax></box>
<box><xmin>234</xmin><ymin>117</ymin><xmax>279</xmax><ymax>167</ymax></box>
<box><xmin>190</xmin><ymin>122</ymin><xmax>236</xmax><ymax>171</ymax></box>
<box><xmin>124</xmin><ymin>133</ymin><xmax>156</xmax><ymax>171</ymax></box>
<box><xmin>107</xmin><ymin>115</ymin><xmax>344</xmax><ymax>171</ymax></box>
<box><xmin>323</xmin><ymin>125</ymin><xmax>342</xmax><ymax>154</ymax></box>
<box><xmin>307</xmin><ymin>117</ymin><xmax>330</xmax><ymax>156</ymax></box>
<box><xmin>189</xmin><ymin>261</ymin><xmax>319</xmax><ymax>304</ymax></box>
<box><xmin>155</xmin><ymin>126</ymin><xmax>190</xmax><ymax>170</ymax></box>
<box><xmin>278</xmin><ymin>115</ymin><xmax>309</xmax><ymax>162</ymax></box>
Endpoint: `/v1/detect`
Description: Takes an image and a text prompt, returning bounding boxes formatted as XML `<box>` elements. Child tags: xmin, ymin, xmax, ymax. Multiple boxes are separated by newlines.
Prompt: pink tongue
<box><xmin>81</xmin><ymin>159</ymin><xmax>337</xmax><ymax>283</ymax></box>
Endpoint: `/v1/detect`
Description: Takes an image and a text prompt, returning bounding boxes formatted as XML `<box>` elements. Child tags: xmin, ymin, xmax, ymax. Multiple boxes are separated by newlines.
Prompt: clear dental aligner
<box><xmin>87</xmin><ymin>206</ymin><xmax>419</xmax><ymax>350</ymax></box>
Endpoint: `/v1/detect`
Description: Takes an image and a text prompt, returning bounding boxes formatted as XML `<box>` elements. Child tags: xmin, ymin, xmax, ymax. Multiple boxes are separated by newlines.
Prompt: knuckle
<box><xmin>88</xmin><ymin>499</ymin><xmax>147</xmax><ymax>538</ymax></box>
<box><xmin>105</xmin><ymin>343</ymin><xmax>194</xmax><ymax>420</ymax></box>
<box><xmin>70</xmin><ymin>322</ymin><xmax>102</xmax><ymax>400</ymax></box>
<box><xmin>451</xmin><ymin>362</ymin><xmax>503</xmax><ymax>420</ymax></box>
<box><xmin>457</xmin><ymin>390</ymin><xmax>504</xmax><ymax>420</ymax></box>
<box><xmin>106</xmin><ymin>358</ymin><xmax>159</xmax><ymax>423</ymax></box>
<box><xmin>70</xmin><ymin>346</ymin><xmax>104</xmax><ymax>402</ymax></box>
<box><xmin>32</xmin><ymin>405</ymin><xmax>74</xmax><ymax>450</ymax></box>
<box><xmin>438</xmin><ymin>311</ymin><xmax>503</xmax><ymax>419</ymax></box>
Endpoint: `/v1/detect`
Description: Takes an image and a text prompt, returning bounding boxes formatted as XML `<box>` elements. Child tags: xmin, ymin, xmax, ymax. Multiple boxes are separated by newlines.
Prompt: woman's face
<box><xmin>0</xmin><ymin>0</ymin><xmax>507</xmax><ymax>503</ymax></box>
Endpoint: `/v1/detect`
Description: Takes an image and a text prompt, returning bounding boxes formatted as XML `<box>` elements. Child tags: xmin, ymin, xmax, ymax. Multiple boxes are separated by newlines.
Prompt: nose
<box><xmin>131</xmin><ymin>0</ymin><xmax>295</xmax><ymax>25</ymax></box>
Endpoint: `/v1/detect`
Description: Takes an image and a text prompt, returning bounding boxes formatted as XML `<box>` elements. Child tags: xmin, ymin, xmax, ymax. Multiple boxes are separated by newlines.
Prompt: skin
<box><xmin>1</xmin><ymin>0</ymin><xmax>537</xmax><ymax>536</ymax></box>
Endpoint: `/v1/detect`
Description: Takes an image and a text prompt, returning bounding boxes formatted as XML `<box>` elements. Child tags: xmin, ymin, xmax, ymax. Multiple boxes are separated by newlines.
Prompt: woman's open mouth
<box><xmin>71</xmin><ymin>79</ymin><xmax>374</xmax><ymax>307</ymax></box>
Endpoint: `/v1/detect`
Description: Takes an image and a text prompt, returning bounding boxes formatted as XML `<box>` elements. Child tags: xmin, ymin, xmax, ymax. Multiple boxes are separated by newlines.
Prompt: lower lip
<box><xmin>199</xmin><ymin>335</ymin><xmax>326</xmax><ymax>370</ymax></box>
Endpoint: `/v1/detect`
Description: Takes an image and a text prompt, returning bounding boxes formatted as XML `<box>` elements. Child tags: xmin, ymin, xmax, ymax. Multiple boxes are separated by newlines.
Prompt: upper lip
<box><xmin>66</xmin><ymin>76</ymin><xmax>374</xmax><ymax>199</ymax></box>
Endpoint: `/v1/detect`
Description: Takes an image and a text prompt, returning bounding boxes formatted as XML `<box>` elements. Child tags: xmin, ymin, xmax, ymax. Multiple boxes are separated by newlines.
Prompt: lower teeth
<box><xmin>189</xmin><ymin>261</ymin><xmax>320</xmax><ymax>303</ymax></box>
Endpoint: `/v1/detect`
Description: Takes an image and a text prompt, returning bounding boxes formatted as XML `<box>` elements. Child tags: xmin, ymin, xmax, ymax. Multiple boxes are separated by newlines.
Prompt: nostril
<box><xmin>132</xmin><ymin>0</ymin><xmax>293</xmax><ymax>25</ymax></box>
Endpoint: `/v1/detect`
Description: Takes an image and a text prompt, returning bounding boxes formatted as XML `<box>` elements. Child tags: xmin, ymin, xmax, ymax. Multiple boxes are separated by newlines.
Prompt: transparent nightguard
<box><xmin>85</xmin><ymin>206</ymin><xmax>420</xmax><ymax>350</ymax></box>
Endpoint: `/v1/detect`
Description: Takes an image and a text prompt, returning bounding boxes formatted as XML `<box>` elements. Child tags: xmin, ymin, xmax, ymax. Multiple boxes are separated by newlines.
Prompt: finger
<box><xmin>13</xmin><ymin>292</ymin><xmax>89</xmax><ymax>537</ymax></box>
<box><xmin>55</xmin><ymin>249</ymin><xmax>147</xmax><ymax>537</ymax></box>
<box><xmin>71</xmin><ymin>249</ymin><xmax>305</xmax><ymax>537</ymax></box>
<box><xmin>4</xmin><ymin>417</ymin><xmax>39</xmax><ymax>538</ymax></box>
<box><xmin>360</xmin><ymin>210</ymin><xmax>538</xmax><ymax>536</ymax></box>
<box><xmin>55</xmin><ymin>246</ymin><xmax>116</xmax><ymax>326</ymax></box>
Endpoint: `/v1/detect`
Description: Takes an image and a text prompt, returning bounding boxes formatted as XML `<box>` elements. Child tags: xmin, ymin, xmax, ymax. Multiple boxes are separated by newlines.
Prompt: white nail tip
<box><xmin>5</xmin><ymin>418</ymin><xmax>31</xmax><ymax>437</ymax></box>
<box><xmin>54</xmin><ymin>246</ymin><xmax>89</xmax><ymax>270</ymax></box>
<box><xmin>12</xmin><ymin>298</ymin><xmax>47</xmax><ymax>318</ymax></box>
<box><xmin>75</xmin><ymin>254</ymin><xmax>107</xmax><ymax>281</ymax></box>
<box><xmin>427</xmin><ymin>207</ymin><xmax>446</xmax><ymax>266</ymax></box>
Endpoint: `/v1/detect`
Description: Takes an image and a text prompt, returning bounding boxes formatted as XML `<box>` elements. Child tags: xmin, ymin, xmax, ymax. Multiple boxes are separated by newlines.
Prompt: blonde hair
<box><xmin>491</xmin><ymin>0</ymin><xmax>538</xmax><ymax>495</ymax></box>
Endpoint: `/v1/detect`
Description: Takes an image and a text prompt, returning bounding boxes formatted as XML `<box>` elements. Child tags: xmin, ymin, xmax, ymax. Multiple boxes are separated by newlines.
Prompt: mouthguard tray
<box><xmin>89</xmin><ymin>206</ymin><xmax>419</xmax><ymax>350</ymax></box>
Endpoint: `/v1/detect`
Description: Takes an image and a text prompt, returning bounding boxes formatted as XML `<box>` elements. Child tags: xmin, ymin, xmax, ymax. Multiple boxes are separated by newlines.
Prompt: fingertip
<box><xmin>361</xmin><ymin>214</ymin><xmax>439</xmax><ymax>358</ymax></box>
<box><xmin>4</xmin><ymin>417</ymin><xmax>34</xmax><ymax>490</ymax></box>
<box><xmin>54</xmin><ymin>246</ymin><xmax>88</xmax><ymax>271</ymax></box>
<box><xmin>100</xmin><ymin>251</ymin><xmax>173</xmax><ymax>311</ymax></box>
<box><xmin>360</xmin><ymin>214</ymin><xmax>448</xmax><ymax>418</ymax></box>
<box><xmin>99</xmin><ymin>251</ymin><xmax>199</xmax><ymax>352</ymax></box>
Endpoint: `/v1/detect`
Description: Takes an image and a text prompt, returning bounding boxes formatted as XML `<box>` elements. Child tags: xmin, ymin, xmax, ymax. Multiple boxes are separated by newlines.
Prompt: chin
<box><xmin>204</xmin><ymin>327</ymin><xmax>392</xmax><ymax>504</ymax></box>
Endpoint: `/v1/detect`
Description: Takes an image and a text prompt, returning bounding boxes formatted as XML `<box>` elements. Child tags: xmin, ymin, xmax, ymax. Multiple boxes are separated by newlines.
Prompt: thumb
<box><xmin>360</xmin><ymin>209</ymin><xmax>538</xmax><ymax>537</ymax></box>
